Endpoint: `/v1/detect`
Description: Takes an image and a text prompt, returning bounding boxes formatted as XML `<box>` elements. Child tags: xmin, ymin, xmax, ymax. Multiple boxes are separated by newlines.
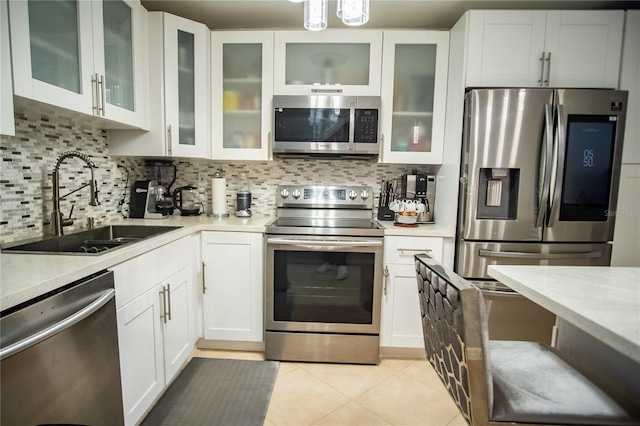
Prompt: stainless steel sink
<box><xmin>1</xmin><ymin>225</ymin><xmax>182</xmax><ymax>255</ymax></box>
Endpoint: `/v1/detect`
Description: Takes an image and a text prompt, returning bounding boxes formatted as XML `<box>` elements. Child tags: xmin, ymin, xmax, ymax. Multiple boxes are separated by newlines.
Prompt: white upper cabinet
<box><xmin>211</xmin><ymin>31</ymin><xmax>273</xmax><ymax>161</ymax></box>
<box><xmin>109</xmin><ymin>12</ymin><xmax>210</xmax><ymax>158</ymax></box>
<box><xmin>8</xmin><ymin>0</ymin><xmax>147</xmax><ymax>128</ymax></box>
<box><xmin>465</xmin><ymin>10</ymin><xmax>624</xmax><ymax>88</ymax></box>
<box><xmin>274</xmin><ymin>30</ymin><xmax>382</xmax><ymax>96</ymax></box>
<box><xmin>1</xmin><ymin>0</ymin><xmax>14</xmax><ymax>136</ymax></box>
<box><xmin>380</xmin><ymin>31</ymin><xmax>449</xmax><ymax>164</ymax></box>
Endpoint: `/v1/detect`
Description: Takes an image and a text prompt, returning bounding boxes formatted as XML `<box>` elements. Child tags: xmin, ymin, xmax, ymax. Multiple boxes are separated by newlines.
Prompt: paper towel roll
<box><xmin>211</xmin><ymin>177</ymin><xmax>229</xmax><ymax>217</ymax></box>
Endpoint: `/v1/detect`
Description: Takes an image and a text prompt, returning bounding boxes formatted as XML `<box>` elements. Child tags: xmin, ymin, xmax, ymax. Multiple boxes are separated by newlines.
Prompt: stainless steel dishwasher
<box><xmin>1</xmin><ymin>270</ymin><xmax>125</xmax><ymax>425</ymax></box>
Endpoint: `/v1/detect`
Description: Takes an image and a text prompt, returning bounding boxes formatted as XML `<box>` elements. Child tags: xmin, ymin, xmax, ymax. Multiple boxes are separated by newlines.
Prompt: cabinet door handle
<box><xmin>383</xmin><ymin>265</ymin><xmax>389</xmax><ymax>296</ymax></box>
<box><xmin>160</xmin><ymin>285</ymin><xmax>168</xmax><ymax>323</ymax></box>
<box><xmin>98</xmin><ymin>74</ymin><xmax>106</xmax><ymax>116</ymax></box>
<box><xmin>311</xmin><ymin>88</ymin><xmax>343</xmax><ymax>94</ymax></box>
<box><xmin>166</xmin><ymin>283</ymin><xmax>172</xmax><ymax>321</ymax></box>
<box><xmin>268</xmin><ymin>131</ymin><xmax>273</xmax><ymax>161</ymax></box>
<box><xmin>537</xmin><ymin>51</ymin><xmax>546</xmax><ymax>86</ymax></box>
<box><xmin>167</xmin><ymin>125</ymin><xmax>173</xmax><ymax>155</ymax></box>
<box><xmin>92</xmin><ymin>73</ymin><xmax>100</xmax><ymax>115</ymax></box>
<box><xmin>544</xmin><ymin>52</ymin><xmax>552</xmax><ymax>86</ymax></box>
<box><xmin>202</xmin><ymin>261</ymin><xmax>207</xmax><ymax>294</ymax></box>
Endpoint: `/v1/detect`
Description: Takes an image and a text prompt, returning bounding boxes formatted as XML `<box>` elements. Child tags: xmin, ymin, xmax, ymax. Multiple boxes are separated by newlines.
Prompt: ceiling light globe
<box><xmin>304</xmin><ymin>0</ymin><xmax>327</xmax><ymax>31</ymax></box>
<box><xmin>341</xmin><ymin>0</ymin><xmax>369</xmax><ymax>26</ymax></box>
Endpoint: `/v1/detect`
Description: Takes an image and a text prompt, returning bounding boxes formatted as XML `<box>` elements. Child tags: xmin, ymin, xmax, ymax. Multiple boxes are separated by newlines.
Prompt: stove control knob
<box><xmin>360</xmin><ymin>190</ymin><xmax>369</xmax><ymax>200</ymax></box>
<box><xmin>348</xmin><ymin>190</ymin><xmax>358</xmax><ymax>200</ymax></box>
<box><xmin>280</xmin><ymin>189</ymin><xmax>290</xmax><ymax>199</ymax></box>
<box><xmin>292</xmin><ymin>189</ymin><xmax>302</xmax><ymax>199</ymax></box>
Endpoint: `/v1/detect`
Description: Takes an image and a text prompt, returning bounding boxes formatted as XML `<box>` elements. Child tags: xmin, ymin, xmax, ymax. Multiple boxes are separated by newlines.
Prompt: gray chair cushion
<box><xmin>491</xmin><ymin>341</ymin><xmax>639</xmax><ymax>425</ymax></box>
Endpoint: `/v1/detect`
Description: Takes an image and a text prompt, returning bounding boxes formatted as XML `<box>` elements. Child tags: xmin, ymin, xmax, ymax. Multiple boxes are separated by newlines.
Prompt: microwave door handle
<box><xmin>548</xmin><ymin>104</ymin><xmax>566</xmax><ymax>227</ymax></box>
<box><xmin>349</xmin><ymin>100</ymin><xmax>356</xmax><ymax>151</ymax></box>
<box><xmin>536</xmin><ymin>104</ymin><xmax>554</xmax><ymax>228</ymax></box>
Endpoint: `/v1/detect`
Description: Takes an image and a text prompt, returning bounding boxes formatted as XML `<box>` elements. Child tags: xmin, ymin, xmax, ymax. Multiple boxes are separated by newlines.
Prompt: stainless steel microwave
<box><xmin>273</xmin><ymin>95</ymin><xmax>380</xmax><ymax>156</ymax></box>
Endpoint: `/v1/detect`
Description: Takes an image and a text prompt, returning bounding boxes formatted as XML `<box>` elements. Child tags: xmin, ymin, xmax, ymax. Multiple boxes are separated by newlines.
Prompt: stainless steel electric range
<box><xmin>265</xmin><ymin>185</ymin><xmax>384</xmax><ymax>364</ymax></box>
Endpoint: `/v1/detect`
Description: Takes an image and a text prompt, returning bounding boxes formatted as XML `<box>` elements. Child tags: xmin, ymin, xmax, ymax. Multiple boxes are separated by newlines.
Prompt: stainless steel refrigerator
<box><xmin>455</xmin><ymin>88</ymin><xmax>628</xmax><ymax>342</ymax></box>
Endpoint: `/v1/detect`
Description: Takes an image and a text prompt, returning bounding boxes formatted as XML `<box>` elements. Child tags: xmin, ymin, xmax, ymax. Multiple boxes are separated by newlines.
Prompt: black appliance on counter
<box><xmin>129</xmin><ymin>180</ymin><xmax>171</xmax><ymax>219</ymax></box>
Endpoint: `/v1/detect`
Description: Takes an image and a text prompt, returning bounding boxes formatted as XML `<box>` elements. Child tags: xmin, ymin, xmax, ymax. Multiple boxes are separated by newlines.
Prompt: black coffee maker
<box><xmin>129</xmin><ymin>180</ymin><xmax>171</xmax><ymax>219</ymax></box>
<box><xmin>129</xmin><ymin>160</ymin><xmax>177</xmax><ymax>218</ymax></box>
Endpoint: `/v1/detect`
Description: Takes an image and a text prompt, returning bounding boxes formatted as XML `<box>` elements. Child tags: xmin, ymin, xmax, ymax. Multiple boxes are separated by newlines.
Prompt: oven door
<box><xmin>266</xmin><ymin>235</ymin><xmax>383</xmax><ymax>334</ymax></box>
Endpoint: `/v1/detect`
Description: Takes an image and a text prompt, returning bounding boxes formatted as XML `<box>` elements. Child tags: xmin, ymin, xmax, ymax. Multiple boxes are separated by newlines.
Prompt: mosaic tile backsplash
<box><xmin>1</xmin><ymin>111</ymin><xmax>429</xmax><ymax>244</ymax></box>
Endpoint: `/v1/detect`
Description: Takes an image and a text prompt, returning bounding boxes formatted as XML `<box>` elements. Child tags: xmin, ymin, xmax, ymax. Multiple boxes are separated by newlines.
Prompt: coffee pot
<box><xmin>173</xmin><ymin>185</ymin><xmax>203</xmax><ymax>216</ymax></box>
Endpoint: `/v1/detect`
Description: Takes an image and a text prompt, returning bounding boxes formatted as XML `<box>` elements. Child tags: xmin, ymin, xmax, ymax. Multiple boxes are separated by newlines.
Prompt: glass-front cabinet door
<box><xmin>211</xmin><ymin>31</ymin><xmax>273</xmax><ymax>160</ymax></box>
<box><xmin>163</xmin><ymin>14</ymin><xmax>209</xmax><ymax>158</ymax></box>
<box><xmin>380</xmin><ymin>31</ymin><xmax>450</xmax><ymax>164</ymax></box>
<box><xmin>274</xmin><ymin>30</ymin><xmax>382</xmax><ymax>96</ymax></box>
<box><xmin>9</xmin><ymin>0</ymin><xmax>94</xmax><ymax>113</ymax></box>
<box><xmin>96</xmin><ymin>0</ymin><xmax>145</xmax><ymax>127</ymax></box>
<box><xmin>8</xmin><ymin>0</ymin><xmax>146</xmax><ymax>128</ymax></box>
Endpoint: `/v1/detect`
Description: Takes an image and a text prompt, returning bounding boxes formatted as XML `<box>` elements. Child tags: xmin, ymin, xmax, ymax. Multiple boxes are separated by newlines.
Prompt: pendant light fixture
<box><xmin>337</xmin><ymin>0</ymin><xmax>369</xmax><ymax>26</ymax></box>
<box><xmin>304</xmin><ymin>0</ymin><xmax>327</xmax><ymax>31</ymax></box>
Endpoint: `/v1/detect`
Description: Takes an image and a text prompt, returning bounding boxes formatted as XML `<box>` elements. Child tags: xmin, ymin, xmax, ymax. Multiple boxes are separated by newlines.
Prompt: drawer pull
<box><xmin>398</xmin><ymin>248</ymin><xmax>432</xmax><ymax>256</ymax></box>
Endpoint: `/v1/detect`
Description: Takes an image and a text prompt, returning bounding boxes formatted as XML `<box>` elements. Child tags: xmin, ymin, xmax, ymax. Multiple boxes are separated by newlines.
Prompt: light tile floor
<box><xmin>192</xmin><ymin>349</ymin><xmax>467</xmax><ymax>426</ymax></box>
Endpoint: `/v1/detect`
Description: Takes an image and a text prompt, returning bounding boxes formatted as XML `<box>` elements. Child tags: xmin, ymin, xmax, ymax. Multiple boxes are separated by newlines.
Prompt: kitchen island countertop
<box><xmin>488</xmin><ymin>265</ymin><xmax>640</xmax><ymax>364</ymax></box>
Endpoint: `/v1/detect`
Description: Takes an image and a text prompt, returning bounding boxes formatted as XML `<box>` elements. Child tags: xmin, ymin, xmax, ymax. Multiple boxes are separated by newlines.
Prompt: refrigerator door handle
<box><xmin>548</xmin><ymin>104</ymin><xmax>566</xmax><ymax>227</ymax></box>
<box><xmin>478</xmin><ymin>249</ymin><xmax>602</xmax><ymax>260</ymax></box>
<box><xmin>536</xmin><ymin>104</ymin><xmax>554</xmax><ymax>228</ymax></box>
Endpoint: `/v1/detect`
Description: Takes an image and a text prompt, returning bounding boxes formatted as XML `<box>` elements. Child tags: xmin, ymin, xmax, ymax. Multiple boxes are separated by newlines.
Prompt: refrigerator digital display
<box><xmin>561</xmin><ymin>115</ymin><xmax>616</xmax><ymax>221</ymax></box>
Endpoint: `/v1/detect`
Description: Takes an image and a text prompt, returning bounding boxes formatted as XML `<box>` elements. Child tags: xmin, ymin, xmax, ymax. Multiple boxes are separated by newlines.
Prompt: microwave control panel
<box><xmin>354</xmin><ymin>109</ymin><xmax>379</xmax><ymax>143</ymax></box>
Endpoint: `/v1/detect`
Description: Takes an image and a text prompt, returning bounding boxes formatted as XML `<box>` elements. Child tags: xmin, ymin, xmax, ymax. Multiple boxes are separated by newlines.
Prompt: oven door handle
<box><xmin>267</xmin><ymin>237</ymin><xmax>383</xmax><ymax>250</ymax></box>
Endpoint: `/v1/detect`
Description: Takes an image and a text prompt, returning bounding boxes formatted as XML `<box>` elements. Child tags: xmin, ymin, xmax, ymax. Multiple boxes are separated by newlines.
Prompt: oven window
<box><xmin>273</xmin><ymin>250</ymin><xmax>375</xmax><ymax>324</ymax></box>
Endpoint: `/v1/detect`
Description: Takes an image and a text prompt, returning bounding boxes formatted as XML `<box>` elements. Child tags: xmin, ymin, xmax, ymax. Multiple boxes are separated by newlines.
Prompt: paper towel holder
<box><xmin>211</xmin><ymin>170</ymin><xmax>229</xmax><ymax>218</ymax></box>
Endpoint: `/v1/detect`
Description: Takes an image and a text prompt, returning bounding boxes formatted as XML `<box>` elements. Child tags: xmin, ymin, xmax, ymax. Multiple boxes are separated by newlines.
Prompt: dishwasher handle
<box><xmin>0</xmin><ymin>288</ymin><xmax>115</xmax><ymax>361</ymax></box>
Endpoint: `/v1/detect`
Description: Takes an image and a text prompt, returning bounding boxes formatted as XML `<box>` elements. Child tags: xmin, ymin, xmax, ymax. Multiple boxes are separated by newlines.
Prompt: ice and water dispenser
<box><xmin>476</xmin><ymin>168</ymin><xmax>520</xmax><ymax>220</ymax></box>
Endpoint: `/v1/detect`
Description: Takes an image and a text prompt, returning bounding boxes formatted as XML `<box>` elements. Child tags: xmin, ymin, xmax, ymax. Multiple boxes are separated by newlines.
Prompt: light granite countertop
<box><xmin>0</xmin><ymin>215</ymin><xmax>273</xmax><ymax>311</ymax></box>
<box><xmin>375</xmin><ymin>220</ymin><xmax>456</xmax><ymax>237</ymax></box>
<box><xmin>488</xmin><ymin>265</ymin><xmax>640</xmax><ymax>364</ymax></box>
<box><xmin>1</xmin><ymin>215</ymin><xmax>455</xmax><ymax>311</ymax></box>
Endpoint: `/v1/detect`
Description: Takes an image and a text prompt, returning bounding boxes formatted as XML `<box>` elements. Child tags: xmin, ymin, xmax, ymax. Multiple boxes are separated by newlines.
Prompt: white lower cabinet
<box><xmin>380</xmin><ymin>236</ymin><xmax>444</xmax><ymax>350</ymax></box>
<box><xmin>112</xmin><ymin>237</ymin><xmax>196</xmax><ymax>426</ymax></box>
<box><xmin>116</xmin><ymin>282</ymin><xmax>164</xmax><ymax>426</ymax></box>
<box><xmin>201</xmin><ymin>232</ymin><xmax>263</xmax><ymax>343</ymax></box>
